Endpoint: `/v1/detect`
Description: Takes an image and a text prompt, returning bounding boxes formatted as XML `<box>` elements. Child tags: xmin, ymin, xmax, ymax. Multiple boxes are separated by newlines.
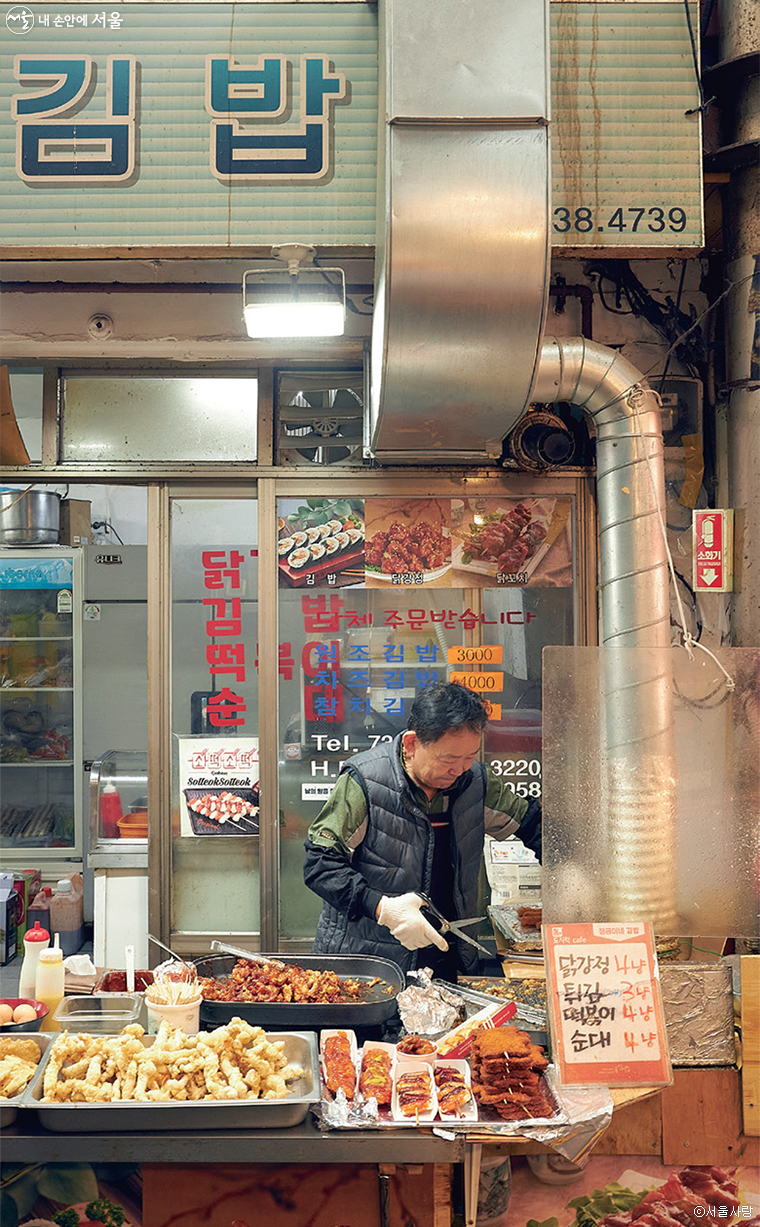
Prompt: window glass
<box><xmin>276</xmin><ymin>494</ymin><xmax>576</xmax><ymax>942</ymax></box>
<box><xmin>2</xmin><ymin>367</ymin><xmax>44</xmax><ymax>462</ymax></box>
<box><xmin>63</xmin><ymin>376</ymin><xmax>257</xmax><ymax>462</ymax></box>
<box><xmin>170</xmin><ymin>498</ymin><xmax>259</xmax><ymax>935</ymax></box>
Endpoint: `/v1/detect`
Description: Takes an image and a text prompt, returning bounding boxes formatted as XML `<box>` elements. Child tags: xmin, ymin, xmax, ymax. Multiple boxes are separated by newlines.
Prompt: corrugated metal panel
<box><xmin>0</xmin><ymin>2</ymin><xmax>702</xmax><ymax>251</ymax></box>
<box><xmin>551</xmin><ymin>2</ymin><xmax>704</xmax><ymax>251</ymax></box>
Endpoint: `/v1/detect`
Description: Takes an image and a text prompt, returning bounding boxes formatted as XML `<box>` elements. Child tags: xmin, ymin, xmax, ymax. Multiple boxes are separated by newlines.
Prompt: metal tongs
<box><xmin>210</xmin><ymin>939</ymin><xmax>287</xmax><ymax>970</ymax></box>
<box><xmin>417</xmin><ymin>892</ymin><xmax>492</xmax><ymax>957</ymax></box>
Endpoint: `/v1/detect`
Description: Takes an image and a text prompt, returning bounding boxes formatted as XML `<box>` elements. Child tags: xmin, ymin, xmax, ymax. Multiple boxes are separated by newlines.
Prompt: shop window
<box><xmin>170</xmin><ymin>498</ymin><xmax>259</xmax><ymax>937</ymax></box>
<box><xmin>1</xmin><ymin>366</ymin><xmax>44</xmax><ymax>463</ymax></box>
<box><xmin>276</xmin><ymin>493</ymin><xmax>576</xmax><ymax>945</ymax></box>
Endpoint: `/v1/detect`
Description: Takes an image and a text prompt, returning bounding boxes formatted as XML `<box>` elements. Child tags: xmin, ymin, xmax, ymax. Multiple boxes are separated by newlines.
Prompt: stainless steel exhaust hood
<box><xmin>369</xmin><ymin>0</ymin><xmax>551</xmax><ymax>464</ymax></box>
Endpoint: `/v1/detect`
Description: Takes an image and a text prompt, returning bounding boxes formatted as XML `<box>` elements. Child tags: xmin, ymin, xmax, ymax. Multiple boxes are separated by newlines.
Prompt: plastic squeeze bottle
<box><xmin>99</xmin><ymin>781</ymin><xmax>123</xmax><ymax>839</ymax></box>
<box><xmin>35</xmin><ymin>936</ymin><xmax>65</xmax><ymax>1031</ymax></box>
<box><xmin>18</xmin><ymin>920</ymin><xmax>50</xmax><ymax>1000</ymax></box>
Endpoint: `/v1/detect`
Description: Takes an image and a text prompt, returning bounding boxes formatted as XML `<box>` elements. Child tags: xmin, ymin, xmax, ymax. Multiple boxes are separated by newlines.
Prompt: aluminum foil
<box><xmin>318</xmin><ymin>1087</ymin><xmax>381</xmax><ymax>1130</ymax></box>
<box><xmin>660</xmin><ymin>962</ymin><xmax>736</xmax><ymax>1065</ymax></box>
<box><xmin>396</xmin><ymin>968</ymin><xmax>466</xmax><ymax>1036</ymax></box>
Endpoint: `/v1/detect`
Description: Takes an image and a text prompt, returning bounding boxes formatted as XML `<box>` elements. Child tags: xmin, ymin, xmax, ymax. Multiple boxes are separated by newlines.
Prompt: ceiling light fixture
<box><xmin>242</xmin><ymin>243</ymin><xmax>346</xmax><ymax>338</ymax></box>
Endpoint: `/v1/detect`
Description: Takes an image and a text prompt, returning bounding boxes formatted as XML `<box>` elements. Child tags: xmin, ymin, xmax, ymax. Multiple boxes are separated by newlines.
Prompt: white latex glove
<box><xmin>377</xmin><ymin>892</ymin><xmax>448</xmax><ymax>952</ymax></box>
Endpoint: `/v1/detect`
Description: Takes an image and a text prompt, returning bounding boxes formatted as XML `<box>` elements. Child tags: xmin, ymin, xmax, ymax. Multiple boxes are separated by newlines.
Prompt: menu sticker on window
<box><xmin>177</xmin><ymin>736</ymin><xmax>259</xmax><ymax>837</ymax></box>
<box><xmin>544</xmin><ymin>921</ymin><xmax>672</xmax><ymax>1088</ymax></box>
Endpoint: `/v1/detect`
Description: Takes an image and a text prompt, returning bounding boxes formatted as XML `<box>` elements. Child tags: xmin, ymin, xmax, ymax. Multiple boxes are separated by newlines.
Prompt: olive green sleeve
<box><xmin>306</xmin><ymin>771</ymin><xmax>370</xmax><ymax>854</ymax></box>
<box><xmin>483</xmin><ymin>767</ymin><xmax>529</xmax><ymax>838</ymax></box>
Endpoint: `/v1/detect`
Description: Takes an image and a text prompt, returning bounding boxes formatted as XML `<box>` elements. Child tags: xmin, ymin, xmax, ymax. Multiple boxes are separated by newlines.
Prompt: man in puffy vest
<box><xmin>303</xmin><ymin>681</ymin><xmax>541</xmax><ymax>978</ymax></box>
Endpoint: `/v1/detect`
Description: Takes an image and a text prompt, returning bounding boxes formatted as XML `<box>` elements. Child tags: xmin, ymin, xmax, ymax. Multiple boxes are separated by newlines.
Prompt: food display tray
<box><xmin>195</xmin><ymin>954</ymin><xmax>405</xmax><ymax>1029</ymax></box>
<box><xmin>23</xmin><ymin>1031</ymin><xmax>319</xmax><ymax>1132</ymax></box>
<box><xmin>0</xmin><ymin>1033</ymin><xmax>52</xmax><ymax>1129</ymax></box>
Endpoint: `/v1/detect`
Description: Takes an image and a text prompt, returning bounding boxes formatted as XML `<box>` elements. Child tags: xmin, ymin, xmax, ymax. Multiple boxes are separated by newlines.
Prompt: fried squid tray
<box><xmin>194</xmin><ymin>954</ymin><xmax>404</xmax><ymax>1028</ymax></box>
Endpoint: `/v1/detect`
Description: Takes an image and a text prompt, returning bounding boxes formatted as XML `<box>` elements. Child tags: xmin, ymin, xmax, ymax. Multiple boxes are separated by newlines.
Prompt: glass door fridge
<box><xmin>0</xmin><ymin>548</ymin><xmax>83</xmax><ymax>862</ymax></box>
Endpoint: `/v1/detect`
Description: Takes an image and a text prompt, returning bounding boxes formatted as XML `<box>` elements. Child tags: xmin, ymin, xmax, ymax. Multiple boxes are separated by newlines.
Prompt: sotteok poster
<box><xmin>178</xmin><ymin>737</ymin><xmax>259</xmax><ymax>837</ymax></box>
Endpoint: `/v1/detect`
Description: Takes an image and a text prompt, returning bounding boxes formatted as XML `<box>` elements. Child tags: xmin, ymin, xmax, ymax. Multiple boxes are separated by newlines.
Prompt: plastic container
<box><xmin>146</xmin><ymin>994</ymin><xmax>202</xmax><ymax>1035</ymax></box>
<box><xmin>99</xmin><ymin>781</ymin><xmax>123</xmax><ymax>840</ymax></box>
<box><xmin>28</xmin><ymin>888</ymin><xmax>52</xmax><ymax>935</ymax></box>
<box><xmin>54</xmin><ymin>994</ymin><xmax>141</xmax><ymax>1034</ymax></box>
<box><xmin>49</xmin><ymin>876</ymin><xmax>84</xmax><ymax>957</ymax></box>
<box><xmin>117</xmin><ymin>811</ymin><xmax>148</xmax><ymax>839</ymax></box>
<box><xmin>35</xmin><ymin>938</ymin><xmax>65</xmax><ymax>1032</ymax></box>
<box><xmin>18</xmin><ymin>921</ymin><xmax>50</xmax><ymax>1000</ymax></box>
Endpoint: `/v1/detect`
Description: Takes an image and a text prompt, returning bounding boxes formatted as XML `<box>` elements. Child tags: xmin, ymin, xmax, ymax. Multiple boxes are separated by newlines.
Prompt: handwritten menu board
<box><xmin>544</xmin><ymin>922</ymin><xmax>672</xmax><ymax>1088</ymax></box>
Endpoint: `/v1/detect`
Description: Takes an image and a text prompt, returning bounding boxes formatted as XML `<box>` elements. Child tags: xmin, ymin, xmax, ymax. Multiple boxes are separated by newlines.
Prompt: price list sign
<box><xmin>544</xmin><ymin>922</ymin><xmax>672</xmax><ymax>1088</ymax></box>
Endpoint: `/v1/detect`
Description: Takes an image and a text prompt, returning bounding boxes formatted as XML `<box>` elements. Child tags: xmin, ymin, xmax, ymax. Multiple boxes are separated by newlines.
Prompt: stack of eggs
<box><xmin>0</xmin><ymin>998</ymin><xmax>46</xmax><ymax>1030</ymax></box>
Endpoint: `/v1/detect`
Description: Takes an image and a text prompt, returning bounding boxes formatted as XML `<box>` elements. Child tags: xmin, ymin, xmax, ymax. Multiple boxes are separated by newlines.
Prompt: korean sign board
<box><xmin>544</xmin><ymin>922</ymin><xmax>672</xmax><ymax>1088</ymax></box>
<box><xmin>1</xmin><ymin>2</ymin><xmax>703</xmax><ymax>250</ymax></box>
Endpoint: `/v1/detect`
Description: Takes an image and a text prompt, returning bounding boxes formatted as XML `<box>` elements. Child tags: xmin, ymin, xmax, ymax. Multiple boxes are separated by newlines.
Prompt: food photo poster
<box><xmin>178</xmin><ymin>736</ymin><xmax>260</xmax><ymax>836</ymax></box>
<box><xmin>277</xmin><ymin>497</ymin><xmax>573</xmax><ymax>590</ymax></box>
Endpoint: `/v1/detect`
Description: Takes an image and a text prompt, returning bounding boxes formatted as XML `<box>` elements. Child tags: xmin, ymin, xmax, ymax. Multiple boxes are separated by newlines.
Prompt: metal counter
<box><xmin>1</xmin><ymin>1116</ymin><xmax>466</xmax><ymax>1164</ymax></box>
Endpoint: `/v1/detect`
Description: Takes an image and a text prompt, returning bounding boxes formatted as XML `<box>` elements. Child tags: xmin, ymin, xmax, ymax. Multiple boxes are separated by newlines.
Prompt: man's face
<box><xmin>402</xmin><ymin>726</ymin><xmax>482</xmax><ymax>794</ymax></box>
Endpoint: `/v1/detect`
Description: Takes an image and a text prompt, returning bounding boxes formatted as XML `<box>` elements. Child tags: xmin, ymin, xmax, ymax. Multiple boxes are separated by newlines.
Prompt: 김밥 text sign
<box><xmin>544</xmin><ymin>922</ymin><xmax>672</xmax><ymax>1088</ymax></box>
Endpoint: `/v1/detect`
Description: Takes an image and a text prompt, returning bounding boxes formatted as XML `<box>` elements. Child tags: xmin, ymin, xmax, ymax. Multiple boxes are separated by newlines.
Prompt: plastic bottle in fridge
<box><xmin>18</xmin><ymin>920</ymin><xmax>50</xmax><ymax>1000</ymax></box>
<box><xmin>35</xmin><ymin>937</ymin><xmax>65</xmax><ymax>1031</ymax></box>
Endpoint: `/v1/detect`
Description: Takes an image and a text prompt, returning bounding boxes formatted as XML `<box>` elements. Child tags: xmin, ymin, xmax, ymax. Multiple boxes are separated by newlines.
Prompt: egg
<box><xmin>0</xmin><ymin>1003</ymin><xmax>13</xmax><ymax>1025</ymax></box>
<box><xmin>12</xmin><ymin>1003</ymin><xmax>38</xmax><ymax>1024</ymax></box>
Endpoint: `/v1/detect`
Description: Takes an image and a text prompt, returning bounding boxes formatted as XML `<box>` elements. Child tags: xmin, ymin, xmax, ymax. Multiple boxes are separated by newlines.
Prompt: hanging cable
<box><xmin>626</xmin><ymin>383</ymin><xmax>735</xmax><ymax>693</ymax></box>
<box><xmin>682</xmin><ymin>0</ymin><xmax>715</xmax><ymax>115</ymax></box>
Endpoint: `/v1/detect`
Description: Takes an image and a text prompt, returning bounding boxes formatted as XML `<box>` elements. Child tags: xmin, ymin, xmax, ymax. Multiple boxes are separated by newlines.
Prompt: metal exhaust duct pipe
<box><xmin>369</xmin><ymin>0</ymin><xmax>551</xmax><ymax>464</ymax></box>
<box><xmin>535</xmin><ymin>337</ymin><xmax>678</xmax><ymax>929</ymax></box>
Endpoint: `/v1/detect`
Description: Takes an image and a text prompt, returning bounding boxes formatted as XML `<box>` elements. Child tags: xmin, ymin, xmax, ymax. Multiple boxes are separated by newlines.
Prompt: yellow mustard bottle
<box><xmin>35</xmin><ymin>935</ymin><xmax>65</xmax><ymax>1032</ymax></box>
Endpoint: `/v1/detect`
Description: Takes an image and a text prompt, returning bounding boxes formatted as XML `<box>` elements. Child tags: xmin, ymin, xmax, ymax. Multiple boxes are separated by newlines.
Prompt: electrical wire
<box><xmin>584</xmin><ymin>259</ymin><xmax>706</xmax><ymax>379</ymax></box>
<box><xmin>626</xmin><ymin>383</ymin><xmax>735</xmax><ymax>694</ymax></box>
<box><xmin>92</xmin><ymin>520</ymin><xmax>124</xmax><ymax>544</ymax></box>
<box><xmin>682</xmin><ymin>0</ymin><xmax>715</xmax><ymax>115</ymax></box>
<box><xmin>312</xmin><ymin>255</ymin><xmax>374</xmax><ymax>316</ymax></box>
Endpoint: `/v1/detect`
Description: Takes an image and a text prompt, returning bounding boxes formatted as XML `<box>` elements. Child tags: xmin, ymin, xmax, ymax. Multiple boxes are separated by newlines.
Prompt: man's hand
<box><xmin>376</xmin><ymin>893</ymin><xmax>448</xmax><ymax>952</ymax></box>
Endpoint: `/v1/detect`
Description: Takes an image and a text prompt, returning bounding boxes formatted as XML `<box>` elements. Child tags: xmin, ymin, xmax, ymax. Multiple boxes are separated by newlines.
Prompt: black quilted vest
<box><xmin>312</xmin><ymin>733</ymin><xmax>487</xmax><ymax>974</ymax></box>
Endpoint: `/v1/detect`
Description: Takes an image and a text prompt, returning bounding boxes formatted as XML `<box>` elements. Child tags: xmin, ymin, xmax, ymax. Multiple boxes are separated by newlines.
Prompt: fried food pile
<box><xmin>42</xmin><ymin>1019</ymin><xmax>302</xmax><ymax>1103</ymax></box>
<box><xmin>199</xmin><ymin>958</ymin><xmax>376</xmax><ymax>1004</ymax></box>
<box><xmin>470</xmin><ymin>1026</ymin><xmax>553</xmax><ymax>1121</ymax></box>
<box><xmin>322</xmin><ymin>1032</ymin><xmax>356</xmax><ymax>1100</ymax></box>
<box><xmin>434</xmin><ymin>1065</ymin><xmax>472</xmax><ymax>1116</ymax></box>
<box><xmin>396</xmin><ymin>1068</ymin><xmax>433</xmax><ymax>1117</ymax></box>
<box><xmin>358</xmin><ymin>1047</ymin><xmax>392</xmax><ymax>1105</ymax></box>
<box><xmin>516</xmin><ymin>905</ymin><xmax>542</xmax><ymax>931</ymax></box>
<box><xmin>0</xmin><ymin>1036</ymin><xmax>42</xmax><ymax>1099</ymax></box>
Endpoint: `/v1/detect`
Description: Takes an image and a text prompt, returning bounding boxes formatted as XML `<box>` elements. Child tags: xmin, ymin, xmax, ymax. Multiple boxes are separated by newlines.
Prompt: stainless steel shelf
<box><xmin>1</xmin><ymin>1118</ymin><xmax>465</xmax><ymax>1164</ymax></box>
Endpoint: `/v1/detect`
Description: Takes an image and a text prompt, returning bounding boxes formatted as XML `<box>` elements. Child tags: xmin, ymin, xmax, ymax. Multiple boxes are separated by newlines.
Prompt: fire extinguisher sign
<box><xmin>693</xmin><ymin>509</ymin><xmax>734</xmax><ymax>592</ymax></box>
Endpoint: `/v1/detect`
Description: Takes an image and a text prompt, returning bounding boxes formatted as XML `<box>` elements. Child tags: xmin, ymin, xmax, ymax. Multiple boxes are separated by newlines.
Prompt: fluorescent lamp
<box><xmin>243</xmin><ymin>252</ymin><xmax>346</xmax><ymax>338</ymax></box>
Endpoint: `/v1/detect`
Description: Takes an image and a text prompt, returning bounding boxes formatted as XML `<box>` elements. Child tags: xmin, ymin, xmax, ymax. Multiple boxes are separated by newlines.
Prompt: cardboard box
<box><xmin>59</xmin><ymin>499</ymin><xmax>92</xmax><ymax>546</ymax></box>
<box><xmin>13</xmin><ymin>869</ymin><xmax>42</xmax><ymax>943</ymax></box>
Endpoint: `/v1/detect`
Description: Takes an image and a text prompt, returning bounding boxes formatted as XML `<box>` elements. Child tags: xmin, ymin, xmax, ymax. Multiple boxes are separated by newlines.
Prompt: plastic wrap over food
<box><xmin>396</xmin><ymin>969</ymin><xmax>466</xmax><ymax>1036</ymax></box>
<box><xmin>660</xmin><ymin>962</ymin><xmax>736</xmax><ymax>1065</ymax></box>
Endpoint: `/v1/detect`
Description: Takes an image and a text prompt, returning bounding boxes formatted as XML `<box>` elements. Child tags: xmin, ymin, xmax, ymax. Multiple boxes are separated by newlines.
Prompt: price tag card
<box><xmin>544</xmin><ymin>921</ymin><xmax>672</xmax><ymax>1088</ymax></box>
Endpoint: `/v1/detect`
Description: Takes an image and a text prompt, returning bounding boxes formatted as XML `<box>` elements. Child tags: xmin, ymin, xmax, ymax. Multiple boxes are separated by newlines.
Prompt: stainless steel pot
<box><xmin>0</xmin><ymin>489</ymin><xmax>61</xmax><ymax>545</ymax></box>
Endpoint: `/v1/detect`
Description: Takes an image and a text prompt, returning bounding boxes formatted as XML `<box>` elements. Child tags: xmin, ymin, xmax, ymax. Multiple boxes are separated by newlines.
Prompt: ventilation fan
<box><xmin>277</xmin><ymin>375</ymin><xmax>364</xmax><ymax>465</ymax></box>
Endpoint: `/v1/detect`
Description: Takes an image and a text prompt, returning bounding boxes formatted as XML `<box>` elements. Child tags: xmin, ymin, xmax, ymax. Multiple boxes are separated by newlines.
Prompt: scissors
<box><xmin>417</xmin><ymin>892</ymin><xmax>492</xmax><ymax>957</ymax></box>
